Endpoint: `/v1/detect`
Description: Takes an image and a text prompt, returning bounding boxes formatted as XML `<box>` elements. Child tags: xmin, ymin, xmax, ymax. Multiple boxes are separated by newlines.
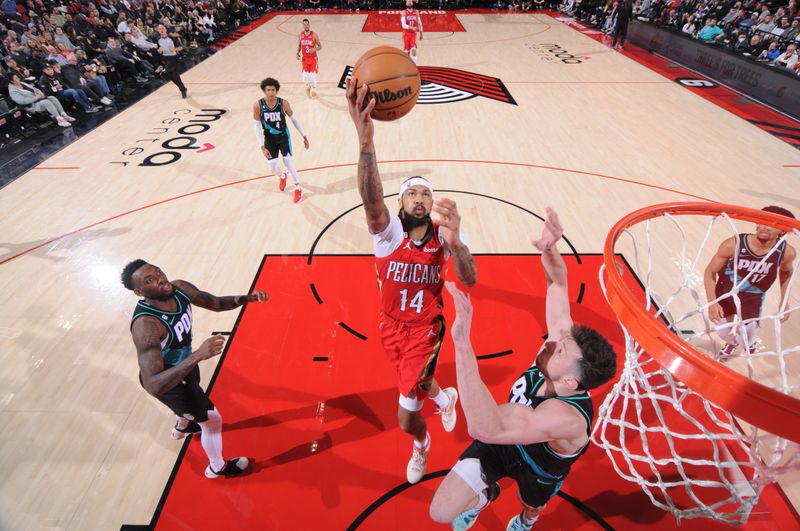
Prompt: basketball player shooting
<box><xmin>430</xmin><ymin>208</ymin><xmax>617</xmax><ymax>531</ymax></box>
<box><xmin>297</xmin><ymin>18</ymin><xmax>321</xmax><ymax>98</ymax></box>
<box><xmin>704</xmin><ymin>205</ymin><xmax>796</xmax><ymax>360</ymax></box>
<box><xmin>346</xmin><ymin>77</ymin><xmax>477</xmax><ymax>484</ymax></box>
<box><xmin>401</xmin><ymin>0</ymin><xmax>423</xmax><ymax>65</ymax></box>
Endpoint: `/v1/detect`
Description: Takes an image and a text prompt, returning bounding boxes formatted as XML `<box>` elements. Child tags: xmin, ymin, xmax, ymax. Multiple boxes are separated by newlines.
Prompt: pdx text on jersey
<box><xmin>385</xmin><ymin>261</ymin><xmax>442</xmax><ymax>284</ymax></box>
<box><xmin>170</xmin><ymin>305</ymin><xmax>193</xmax><ymax>342</ymax></box>
<box><xmin>734</xmin><ymin>258</ymin><xmax>775</xmax><ymax>283</ymax></box>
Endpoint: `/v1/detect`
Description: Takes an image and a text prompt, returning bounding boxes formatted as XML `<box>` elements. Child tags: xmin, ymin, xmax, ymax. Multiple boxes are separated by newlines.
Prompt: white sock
<box><xmin>267</xmin><ymin>158</ymin><xmax>283</xmax><ymax>178</ymax></box>
<box><xmin>310</xmin><ymin>72</ymin><xmax>317</xmax><ymax>89</ymax></box>
<box><xmin>430</xmin><ymin>388</ymin><xmax>450</xmax><ymax>410</ymax></box>
<box><xmin>199</xmin><ymin>409</ymin><xmax>225</xmax><ymax>471</ymax></box>
<box><xmin>283</xmin><ymin>155</ymin><xmax>300</xmax><ymax>187</ymax></box>
<box><xmin>302</xmin><ymin>71</ymin><xmax>309</xmax><ymax>87</ymax></box>
<box><xmin>413</xmin><ymin>432</ymin><xmax>430</xmax><ymax>451</ymax></box>
<box><xmin>411</xmin><ymin>52</ymin><xmax>418</xmax><ymax>65</ymax></box>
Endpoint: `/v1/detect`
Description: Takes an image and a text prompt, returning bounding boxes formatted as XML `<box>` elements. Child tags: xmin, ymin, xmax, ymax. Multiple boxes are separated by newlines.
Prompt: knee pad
<box><xmin>452</xmin><ymin>458</ymin><xmax>489</xmax><ymax>498</ymax></box>
<box><xmin>399</xmin><ymin>393</ymin><xmax>423</xmax><ymax>412</ymax></box>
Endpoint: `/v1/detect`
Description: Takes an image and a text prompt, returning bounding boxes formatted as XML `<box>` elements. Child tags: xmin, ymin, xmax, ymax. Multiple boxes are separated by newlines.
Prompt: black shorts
<box><xmin>141</xmin><ymin>365</ymin><xmax>214</xmax><ymax>422</ymax></box>
<box><xmin>265</xmin><ymin>133</ymin><xmax>291</xmax><ymax>160</ymax></box>
<box><xmin>459</xmin><ymin>440</ymin><xmax>564</xmax><ymax>508</ymax></box>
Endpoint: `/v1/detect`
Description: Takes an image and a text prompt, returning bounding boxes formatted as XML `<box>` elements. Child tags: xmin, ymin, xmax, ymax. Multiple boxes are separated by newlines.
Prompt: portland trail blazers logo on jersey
<box><xmin>338</xmin><ymin>66</ymin><xmax>516</xmax><ymax>105</ymax></box>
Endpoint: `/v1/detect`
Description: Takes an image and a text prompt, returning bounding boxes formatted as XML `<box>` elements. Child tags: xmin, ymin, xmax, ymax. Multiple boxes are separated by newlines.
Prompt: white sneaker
<box><xmin>100</xmin><ymin>97</ymin><xmax>112</xmax><ymax>105</ymax></box>
<box><xmin>406</xmin><ymin>441</ymin><xmax>429</xmax><ymax>484</ymax></box>
<box><xmin>437</xmin><ymin>387</ymin><xmax>458</xmax><ymax>432</ymax></box>
<box><xmin>61</xmin><ymin>113</ymin><xmax>76</xmax><ymax>122</ymax></box>
<box><xmin>310</xmin><ymin>88</ymin><xmax>317</xmax><ymax>98</ymax></box>
<box><xmin>56</xmin><ymin>117</ymin><xmax>71</xmax><ymax>127</ymax></box>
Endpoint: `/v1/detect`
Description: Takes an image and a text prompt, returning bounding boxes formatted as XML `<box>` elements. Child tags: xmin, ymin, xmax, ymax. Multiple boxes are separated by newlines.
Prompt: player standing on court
<box><xmin>401</xmin><ymin>0</ymin><xmax>423</xmax><ymax>65</ymax></box>
<box><xmin>430</xmin><ymin>209</ymin><xmax>617</xmax><ymax>531</ymax></box>
<box><xmin>123</xmin><ymin>260</ymin><xmax>268</xmax><ymax>478</ymax></box>
<box><xmin>297</xmin><ymin>18</ymin><xmax>321</xmax><ymax>98</ymax></box>
<box><xmin>704</xmin><ymin>205</ymin><xmax>796</xmax><ymax>359</ymax></box>
<box><xmin>346</xmin><ymin>77</ymin><xmax>477</xmax><ymax>484</ymax></box>
<box><xmin>253</xmin><ymin>77</ymin><xmax>310</xmax><ymax>204</ymax></box>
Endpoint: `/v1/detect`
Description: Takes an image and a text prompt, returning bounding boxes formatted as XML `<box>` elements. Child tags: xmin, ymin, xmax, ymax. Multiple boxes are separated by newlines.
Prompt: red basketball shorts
<box><xmin>379</xmin><ymin>314</ymin><xmax>445</xmax><ymax>398</ymax></box>
<box><xmin>402</xmin><ymin>31</ymin><xmax>417</xmax><ymax>52</ymax></box>
<box><xmin>301</xmin><ymin>56</ymin><xmax>318</xmax><ymax>73</ymax></box>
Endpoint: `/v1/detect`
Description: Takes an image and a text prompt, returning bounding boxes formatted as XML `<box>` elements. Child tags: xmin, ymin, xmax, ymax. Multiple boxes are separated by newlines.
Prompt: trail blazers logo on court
<box><xmin>338</xmin><ymin>66</ymin><xmax>516</xmax><ymax>105</ymax></box>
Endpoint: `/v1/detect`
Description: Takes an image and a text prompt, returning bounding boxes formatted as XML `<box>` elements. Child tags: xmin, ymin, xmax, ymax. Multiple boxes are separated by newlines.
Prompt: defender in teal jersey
<box><xmin>252</xmin><ymin>77</ymin><xmax>310</xmax><ymax>203</ymax></box>
<box><xmin>122</xmin><ymin>260</ymin><xmax>268</xmax><ymax>479</ymax></box>
<box><xmin>430</xmin><ymin>209</ymin><xmax>617</xmax><ymax>531</ymax></box>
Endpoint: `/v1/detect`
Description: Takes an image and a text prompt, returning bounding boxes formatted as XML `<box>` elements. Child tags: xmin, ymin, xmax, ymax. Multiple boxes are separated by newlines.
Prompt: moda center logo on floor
<box><xmin>525</xmin><ymin>43</ymin><xmax>589</xmax><ymax>64</ymax></box>
<box><xmin>110</xmin><ymin>108</ymin><xmax>226</xmax><ymax>168</ymax></box>
<box><xmin>338</xmin><ymin>66</ymin><xmax>516</xmax><ymax>105</ymax></box>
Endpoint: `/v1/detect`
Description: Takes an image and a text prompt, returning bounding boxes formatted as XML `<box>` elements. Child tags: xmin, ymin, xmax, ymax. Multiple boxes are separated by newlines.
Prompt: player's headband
<box><xmin>399</xmin><ymin>177</ymin><xmax>433</xmax><ymax>197</ymax></box>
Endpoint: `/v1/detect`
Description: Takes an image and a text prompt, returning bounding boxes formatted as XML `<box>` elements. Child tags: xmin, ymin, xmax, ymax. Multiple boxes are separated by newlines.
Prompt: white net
<box><xmin>593</xmin><ymin>206</ymin><xmax>800</xmax><ymax>525</ymax></box>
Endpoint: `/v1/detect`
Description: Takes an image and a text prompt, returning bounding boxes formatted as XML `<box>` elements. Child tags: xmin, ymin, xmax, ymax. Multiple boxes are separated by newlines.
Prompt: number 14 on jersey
<box><xmin>399</xmin><ymin>288</ymin><xmax>424</xmax><ymax>313</ymax></box>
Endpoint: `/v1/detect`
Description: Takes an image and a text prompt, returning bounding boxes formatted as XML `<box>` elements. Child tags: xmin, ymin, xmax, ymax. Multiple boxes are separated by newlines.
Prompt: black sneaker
<box><xmin>205</xmin><ymin>457</ymin><xmax>250</xmax><ymax>479</ymax></box>
<box><xmin>170</xmin><ymin>420</ymin><xmax>201</xmax><ymax>440</ymax></box>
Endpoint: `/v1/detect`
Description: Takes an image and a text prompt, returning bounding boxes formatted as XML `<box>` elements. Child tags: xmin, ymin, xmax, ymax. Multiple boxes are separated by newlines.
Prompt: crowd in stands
<box><xmin>573</xmin><ymin>0</ymin><xmax>800</xmax><ymax>74</ymax></box>
<box><xmin>0</xmin><ymin>0</ymin><xmax>265</xmax><ymax>136</ymax></box>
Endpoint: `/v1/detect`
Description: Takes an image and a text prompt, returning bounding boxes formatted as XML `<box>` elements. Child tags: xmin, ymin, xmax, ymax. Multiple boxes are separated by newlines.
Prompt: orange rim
<box><xmin>604</xmin><ymin>202</ymin><xmax>800</xmax><ymax>444</ymax></box>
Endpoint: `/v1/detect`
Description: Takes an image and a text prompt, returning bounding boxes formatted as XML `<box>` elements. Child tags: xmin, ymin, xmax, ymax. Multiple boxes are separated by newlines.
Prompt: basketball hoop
<box><xmin>593</xmin><ymin>202</ymin><xmax>800</xmax><ymax>524</ymax></box>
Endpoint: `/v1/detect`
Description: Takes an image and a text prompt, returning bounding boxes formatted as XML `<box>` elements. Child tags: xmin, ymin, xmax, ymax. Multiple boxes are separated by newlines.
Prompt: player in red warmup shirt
<box><xmin>297</xmin><ymin>18</ymin><xmax>322</xmax><ymax>98</ymax></box>
<box><xmin>346</xmin><ymin>77</ymin><xmax>478</xmax><ymax>484</ymax></box>
<box><xmin>401</xmin><ymin>0</ymin><xmax>423</xmax><ymax>65</ymax></box>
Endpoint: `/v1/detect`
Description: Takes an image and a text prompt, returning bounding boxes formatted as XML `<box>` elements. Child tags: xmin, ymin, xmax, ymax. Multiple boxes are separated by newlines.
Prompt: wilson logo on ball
<box><xmin>339</xmin><ymin>65</ymin><xmax>517</xmax><ymax>106</ymax></box>
<box><xmin>369</xmin><ymin>86</ymin><xmax>413</xmax><ymax>104</ymax></box>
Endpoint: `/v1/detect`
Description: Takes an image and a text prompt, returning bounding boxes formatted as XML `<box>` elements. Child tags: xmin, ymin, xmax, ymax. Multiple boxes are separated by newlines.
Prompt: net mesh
<box><xmin>593</xmin><ymin>207</ymin><xmax>800</xmax><ymax>525</ymax></box>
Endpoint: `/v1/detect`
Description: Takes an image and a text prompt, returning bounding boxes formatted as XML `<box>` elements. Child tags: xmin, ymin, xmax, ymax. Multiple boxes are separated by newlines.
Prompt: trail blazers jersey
<box><xmin>131</xmin><ymin>288</ymin><xmax>193</xmax><ymax>367</ymax></box>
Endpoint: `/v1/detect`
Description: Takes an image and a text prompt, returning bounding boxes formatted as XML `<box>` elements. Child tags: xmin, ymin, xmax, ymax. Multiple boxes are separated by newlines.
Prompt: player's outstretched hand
<box><xmin>432</xmin><ymin>198</ymin><xmax>461</xmax><ymax>248</ymax></box>
<box><xmin>197</xmin><ymin>334</ymin><xmax>225</xmax><ymax>360</ymax></box>
<box><xmin>533</xmin><ymin>207</ymin><xmax>564</xmax><ymax>251</ymax></box>
<box><xmin>303</xmin><ymin>136</ymin><xmax>310</xmax><ymax>150</ymax></box>
<box><xmin>345</xmin><ymin>77</ymin><xmax>375</xmax><ymax>145</ymax></box>
<box><xmin>445</xmin><ymin>281</ymin><xmax>473</xmax><ymax>344</ymax></box>
<box><xmin>238</xmin><ymin>290</ymin><xmax>269</xmax><ymax>305</ymax></box>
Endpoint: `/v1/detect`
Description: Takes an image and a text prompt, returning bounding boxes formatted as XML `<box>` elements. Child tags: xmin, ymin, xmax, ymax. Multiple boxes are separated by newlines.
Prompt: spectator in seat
<box><xmin>757</xmin><ymin>41</ymin><xmax>781</xmax><ymax>61</ymax></box>
<box><xmin>105</xmin><ymin>36</ymin><xmax>152</xmax><ymax>82</ymax></box>
<box><xmin>774</xmin><ymin>43</ymin><xmax>798</xmax><ymax>69</ymax></box>
<box><xmin>8</xmin><ymin>72</ymin><xmax>75</xmax><ymax>126</ymax></box>
<box><xmin>754</xmin><ymin>13</ymin><xmax>775</xmax><ymax>33</ymax></box>
<box><xmin>682</xmin><ymin>14</ymin><xmax>697</xmax><ymax>35</ymax></box>
<box><xmin>738</xmin><ymin>11</ymin><xmax>759</xmax><ymax>32</ymax></box>
<box><xmin>39</xmin><ymin>61</ymin><xmax>98</xmax><ymax>112</ymax></box>
<box><xmin>61</xmin><ymin>52</ymin><xmax>112</xmax><ymax>106</ymax></box>
<box><xmin>782</xmin><ymin>18</ymin><xmax>799</xmax><ymax>40</ymax></box>
<box><xmin>697</xmin><ymin>17</ymin><xmax>724</xmax><ymax>42</ymax></box>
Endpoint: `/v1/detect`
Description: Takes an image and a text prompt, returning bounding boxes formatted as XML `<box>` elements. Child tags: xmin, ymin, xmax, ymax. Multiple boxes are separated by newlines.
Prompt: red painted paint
<box><xmin>149</xmin><ymin>255</ymin><xmax>799</xmax><ymax>530</ymax></box>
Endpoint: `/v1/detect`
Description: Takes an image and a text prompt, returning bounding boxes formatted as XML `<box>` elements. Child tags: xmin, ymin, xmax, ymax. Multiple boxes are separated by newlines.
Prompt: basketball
<box><xmin>352</xmin><ymin>46</ymin><xmax>420</xmax><ymax>121</ymax></box>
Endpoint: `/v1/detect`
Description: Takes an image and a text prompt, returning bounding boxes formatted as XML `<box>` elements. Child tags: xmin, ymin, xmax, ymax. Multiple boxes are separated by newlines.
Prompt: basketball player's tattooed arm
<box><xmin>133</xmin><ymin>317</ymin><xmax>225</xmax><ymax>397</ymax></box>
<box><xmin>171</xmin><ymin>279</ymin><xmax>268</xmax><ymax>312</ymax></box>
<box><xmin>346</xmin><ymin>77</ymin><xmax>390</xmax><ymax>233</ymax></box>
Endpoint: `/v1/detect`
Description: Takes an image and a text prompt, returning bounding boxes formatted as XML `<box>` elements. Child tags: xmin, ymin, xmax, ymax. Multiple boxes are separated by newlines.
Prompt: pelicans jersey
<box><xmin>716</xmin><ymin>233</ymin><xmax>787</xmax><ymax>320</ymax></box>
<box><xmin>299</xmin><ymin>31</ymin><xmax>318</xmax><ymax>73</ymax></box>
<box><xmin>402</xmin><ymin>9</ymin><xmax>421</xmax><ymax>51</ymax></box>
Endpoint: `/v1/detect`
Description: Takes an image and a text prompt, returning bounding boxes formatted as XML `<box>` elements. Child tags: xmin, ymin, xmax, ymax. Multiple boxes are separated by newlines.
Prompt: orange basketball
<box><xmin>352</xmin><ymin>46</ymin><xmax>420</xmax><ymax>122</ymax></box>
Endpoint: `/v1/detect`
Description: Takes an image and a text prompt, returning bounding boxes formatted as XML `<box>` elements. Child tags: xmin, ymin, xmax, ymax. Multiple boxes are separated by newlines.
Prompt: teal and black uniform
<box><xmin>259</xmin><ymin>97</ymin><xmax>292</xmax><ymax>160</ymax></box>
<box><xmin>458</xmin><ymin>363</ymin><xmax>593</xmax><ymax>507</ymax></box>
<box><xmin>131</xmin><ymin>287</ymin><xmax>214</xmax><ymax>422</ymax></box>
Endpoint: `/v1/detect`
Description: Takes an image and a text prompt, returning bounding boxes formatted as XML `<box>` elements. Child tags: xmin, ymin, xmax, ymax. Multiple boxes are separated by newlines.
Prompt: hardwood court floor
<box><xmin>0</xmin><ymin>10</ymin><xmax>798</xmax><ymax>531</ymax></box>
